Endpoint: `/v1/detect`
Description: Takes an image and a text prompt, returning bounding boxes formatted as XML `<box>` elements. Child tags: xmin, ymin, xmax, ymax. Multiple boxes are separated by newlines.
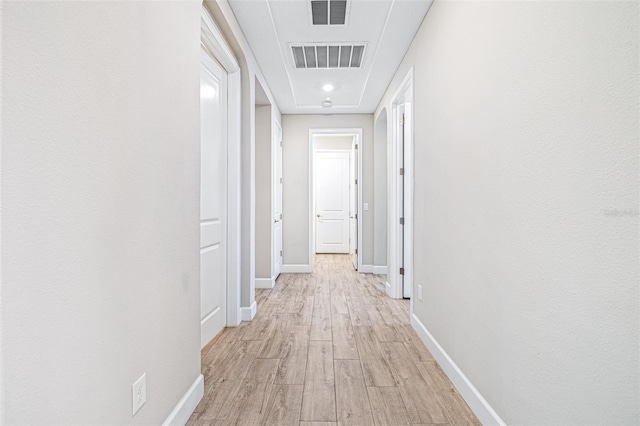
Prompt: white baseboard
<box><xmin>162</xmin><ymin>374</ymin><xmax>204</xmax><ymax>426</ymax></box>
<box><xmin>373</xmin><ymin>265</ymin><xmax>388</xmax><ymax>275</ymax></box>
<box><xmin>255</xmin><ymin>276</ymin><xmax>276</xmax><ymax>289</ymax></box>
<box><xmin>240</xmin><ymin>300</ymin><xmax>257</xmax><ymax>321</ymax></box>
<box><xmin>411</xmin><ymin>314</ymin><xmax>506</xmax><ymax>426</ymax></box>
<box><xmin>359</xmin><ymin>264</ymin><xmax>374</xmax><ymax>273</ymax></box>
<box><xmin>282</xmin><ymin>264</ymin><xmax>312</xmax><ymax>273</ymax></box>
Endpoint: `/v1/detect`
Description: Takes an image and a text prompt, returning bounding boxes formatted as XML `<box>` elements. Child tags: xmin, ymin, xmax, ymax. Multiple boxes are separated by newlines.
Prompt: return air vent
<box><xmin>291</xmin><ymin>44</ymin><xmax>366</xmax><ymax>69</ymax></box>
<box><xmin>310</xmin><ymin>0</ymin><xmax>349</xmax><ymax>25</ymax></box>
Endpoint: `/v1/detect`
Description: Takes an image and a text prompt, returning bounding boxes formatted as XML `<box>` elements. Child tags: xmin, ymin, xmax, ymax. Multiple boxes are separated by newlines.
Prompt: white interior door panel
<box><xmin>200</xmin><ymin>48</ymin><xmax>227</xmax><ymax>347</ymax></box>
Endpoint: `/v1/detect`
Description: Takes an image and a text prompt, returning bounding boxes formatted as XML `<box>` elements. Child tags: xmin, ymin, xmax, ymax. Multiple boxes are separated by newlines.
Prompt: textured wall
<box><xmin>376</xmin><ymin>1</ymin><xmax>639</xmax><ymax>424</ymax></box>
<box><xmin>1</xmin><ymin>2</ymin><xmax>202</xmax><ymax>423</ymax></box>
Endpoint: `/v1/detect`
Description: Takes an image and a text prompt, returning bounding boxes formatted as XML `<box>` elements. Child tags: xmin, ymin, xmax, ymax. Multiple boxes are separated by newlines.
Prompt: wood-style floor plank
<box><xmin>353</xmin><ymin>326</ymin><xmax>396</xmax><ymax>387</ymax></box>
<box><xmin>334</xmin><ymin>359</ymin><xmax>374</xmax><ymax>425</ymax></box>
<box><xmin>187</xmin><ymin>254</ymin><xmax>478</xmax><ymax>426</ymax></box>
<box><xmin>301</xmin><ymin>341</ymin><xmax>336</xmax><ymax>422</ymax></box>
<box><xmin>274</xmin><ymin>326</ymin><xmax>310</xmax><ymax>385</ymax></box>
<box><xmin>263</xmin><ymin>384</ymin><xmax>304</xmax><ymax>426</ymax></box>
<box><xmin>331</xmin><ymin>313</ymin><xmax>359</xmax><ymax>360</ymax></box>
<box><xmin>367</xmin><ymin>386</ymin><xmax>412</xmax><ymax>426</ymax></box>
<box><xmin>310</xmin><ymin>293</ymin><xmax>332</xmax><ymax>341</ymax></box>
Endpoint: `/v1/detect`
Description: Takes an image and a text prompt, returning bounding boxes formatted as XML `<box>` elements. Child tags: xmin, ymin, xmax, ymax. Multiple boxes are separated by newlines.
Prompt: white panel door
<box><xmin>200</xmin><ymin>48</ymin><xmax>227</xmax><ymax>348</ymax></box>
<box><xmin>273</xmin><ymin>123</ymin><xmax>283</xmax><ymax>277</ymax></box>
<box><xmin>315</xmin><ymin>151</ymin><xmax>350</xmax><ymax>254</ymax></box>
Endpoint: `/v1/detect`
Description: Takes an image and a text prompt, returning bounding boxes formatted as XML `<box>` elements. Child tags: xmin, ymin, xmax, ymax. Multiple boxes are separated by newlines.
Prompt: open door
<box><xmin>349</xmin><ymin>137</ymin><xmax>358</xmax><ymax>269</ymax></box>
<box><xmin>273</xmin><ymin>123</ymin><xmax>283</xmax><ymax>278</ymax></box>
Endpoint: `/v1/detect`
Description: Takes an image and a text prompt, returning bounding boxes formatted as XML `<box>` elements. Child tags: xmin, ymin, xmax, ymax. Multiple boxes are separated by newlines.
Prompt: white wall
<box><xmin>1</xmin><ymin>2</ymin><xmax>202</xmax><ymax>424</ymax></box>
<box><xmin>376</xmin><ymin>1</ymin><xmax>639</xmax><ymax>424</ymax></box>
<box><xmin>282</xmin><ymin>114</ymin><xmax>374</xmax><ymax>267</ymax></box>
<box><xmin>313</xmin><ymin>135</ymin><xmax>354</xmax><ymax>151</ymax></box>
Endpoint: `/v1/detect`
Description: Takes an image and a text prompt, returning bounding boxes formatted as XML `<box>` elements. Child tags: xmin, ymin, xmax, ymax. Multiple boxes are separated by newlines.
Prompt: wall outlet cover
<box><xmin>132</xmin><ymin>373</ymin><xmax>147</xmax><ymax>415</ymax></box>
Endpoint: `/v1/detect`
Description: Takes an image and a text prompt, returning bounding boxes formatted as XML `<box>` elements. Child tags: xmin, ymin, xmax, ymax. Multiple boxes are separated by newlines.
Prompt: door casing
<box><xmin>390</xmin><ymin>68</ymin><xmax>414</xmax><ymax>302</ymax></box>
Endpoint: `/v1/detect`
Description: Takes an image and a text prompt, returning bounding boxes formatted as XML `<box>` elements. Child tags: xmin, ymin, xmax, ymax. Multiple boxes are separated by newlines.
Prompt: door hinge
<box><xmin>280</xmin><ymin>250</ymin><xmax>283</xmax><ymax>257</ymax></box>
<box><xmin>399</xmin><ymin>267</ymin><xmax>405</xmax><ymax>275</ymax></box>
<box><xmin>280</xmin><ymin>177</ymin><xmax>283</xmax><ymax>184</ymax></box>
<box><xmin>399</xmin><ymin>168</ymin><xmax>405</xmax><ymax>176</ymax></box>
<box><xmin>355</xmin><ymin>213</ymin><xmax>358</xmax><ymax>219</ymax></box>
<box><xmin>355</xmin><ymin>248</ymin><xmax>358</xmax><ymax>254</ymax></box>
<box><xmin>355</xmin><ymin>178</ymin><xmax>358</xmax><ymax>184</ymax></box>
<box><xmin>355</xmin><ymin>144</ymin><xmax>358</xmax><ymax>149</ymax></box>
<box><xmin>399</xmin><ymin>217</ymin><xmax>404</xmax><ymax>225</ymax></box>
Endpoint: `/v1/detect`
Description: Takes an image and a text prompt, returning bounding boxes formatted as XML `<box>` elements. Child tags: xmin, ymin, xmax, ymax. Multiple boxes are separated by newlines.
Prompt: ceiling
<box><xmin>228</xmin><ymin>0</ymin><xmax>433</xmax><ymax>114</ymax></box>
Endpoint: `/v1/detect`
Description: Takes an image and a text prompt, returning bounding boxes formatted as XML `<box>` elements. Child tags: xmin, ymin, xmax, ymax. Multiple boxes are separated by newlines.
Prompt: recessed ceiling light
<box><xmin>323</xmin><ymin>84</ymin><xmax>334</xmax><ymax>92</ymax></box>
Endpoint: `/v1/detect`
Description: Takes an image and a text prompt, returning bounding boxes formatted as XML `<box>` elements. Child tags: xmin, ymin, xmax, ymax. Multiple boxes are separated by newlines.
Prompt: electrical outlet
<box><xmin>363</xmin><ymin>203</ymin><xmax>369</xmax><ymax>211</ymax></box>
<box><xmin>132</xmin><ymin>373</ymin><xmax>147</xmax><ymax>415</ymax></box>
<box><xmin>418</xmin><ymin>285</ymin><xmax>423</xmax><ymax>301</ymax></box>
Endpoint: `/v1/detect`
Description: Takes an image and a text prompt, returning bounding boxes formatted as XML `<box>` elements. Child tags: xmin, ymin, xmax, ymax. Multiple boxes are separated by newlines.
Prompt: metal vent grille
<box><xmin>291</xmin><ymin>44</ymin><xmax>365</xmax><ymax>69</ymax></box>
<box><xmin>310</xmin><ymin>0</ymin><xmax>348</xmax><ymax>25</ymax></box>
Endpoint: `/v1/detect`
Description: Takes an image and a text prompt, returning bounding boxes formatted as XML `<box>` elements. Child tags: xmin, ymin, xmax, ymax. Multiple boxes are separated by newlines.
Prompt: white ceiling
<box><xmin>229</xmin><ymin>0</ymin><xmax>433</xmax><ymax>114</ymax></box>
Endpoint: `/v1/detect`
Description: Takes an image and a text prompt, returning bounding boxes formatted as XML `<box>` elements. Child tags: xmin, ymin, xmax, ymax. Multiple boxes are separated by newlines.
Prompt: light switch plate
<box><xmin>363</xmin><ymin>203</ymin><xmax>369</xmax><ymax>211</ymax></box>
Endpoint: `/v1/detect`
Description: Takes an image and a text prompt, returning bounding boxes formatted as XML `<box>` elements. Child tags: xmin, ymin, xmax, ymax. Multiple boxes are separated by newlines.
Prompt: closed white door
<box><xmin>200</xmin><ymin>48</ymin><xmax>227</xmax><ymax>348</ymax></box>
<box><xmin>273</xmin><ymin>123</ymin><xmax>283</xmax><ymax>277</ymax></box>
<box><xmin>349</xmin><ymin>140</ymin><xmax>358</xmax><ymax>269</ymax></box>
<box><xmin>315</xmin><ymin>151</ymin><xmax>350</xmax><ymax>253</ymax></box>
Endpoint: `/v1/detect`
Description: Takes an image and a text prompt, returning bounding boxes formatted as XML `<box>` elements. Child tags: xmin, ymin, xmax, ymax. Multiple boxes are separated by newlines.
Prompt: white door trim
<box><xmin>309</xmin><ymin>128</ymin><xmax>363</xmax><ymax>272</ymax></box>
<box><xmin>201</xmin><ymin>5</ymin><xmax>242</xmax><ymax>327</ymax></box>
<box><xmin>389</xmin><ymin>68</ymin><xmax>414</xmax><ymax>304</ymax></box>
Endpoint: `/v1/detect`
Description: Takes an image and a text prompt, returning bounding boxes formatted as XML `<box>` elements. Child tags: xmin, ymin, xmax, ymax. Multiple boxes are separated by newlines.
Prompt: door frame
<box><xmin>309</xmin><ymin>128</ymin><xmax>363</xmax><ymax>272</ymax></box>
<box><xmin>389</xmin><ymin>68</ymin><xmax>414</xmax><ymax>301</ymax></box>
<box><xmin>201</xmin><ymin>5</ymin><xmax>241</xmax><ymax>327</ymax></box>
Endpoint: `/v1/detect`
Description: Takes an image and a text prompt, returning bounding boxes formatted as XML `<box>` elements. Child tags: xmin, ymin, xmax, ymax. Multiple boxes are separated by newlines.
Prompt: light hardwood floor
<box><xmin>188</xmin><ymin>254</ymin><xmax>479</xmax><ymax>426</ymax></box>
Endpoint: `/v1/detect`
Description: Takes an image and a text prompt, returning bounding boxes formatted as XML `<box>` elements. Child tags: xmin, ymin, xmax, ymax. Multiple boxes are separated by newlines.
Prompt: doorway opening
<box><xmin>309</xmin><ymin>128</ymin><xmax>363</xmax><ymax>272</ymax></box>
<box><xmin>254</xmin><ymin>78</ymin><xmax>282</xmax><ymax>290</ymax></box>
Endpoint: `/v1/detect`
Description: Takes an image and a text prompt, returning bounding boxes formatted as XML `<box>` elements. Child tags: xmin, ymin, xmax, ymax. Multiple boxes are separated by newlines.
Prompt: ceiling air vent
<box><xmin>310</xmin><ymin>0</ymin><xmax>349</xmax><ymax>25</ymax></box>
<box><xmin>291</xmin><ymin>44</ymin><xmax>366</xmax><ymax>69</ymax></box>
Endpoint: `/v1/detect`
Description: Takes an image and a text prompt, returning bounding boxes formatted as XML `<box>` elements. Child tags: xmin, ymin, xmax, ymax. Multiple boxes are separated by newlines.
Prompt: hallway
<box><xmin>188</xmin><ymin>255</ymin><xmax>479</xmax><ymax>425</ymax></box>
